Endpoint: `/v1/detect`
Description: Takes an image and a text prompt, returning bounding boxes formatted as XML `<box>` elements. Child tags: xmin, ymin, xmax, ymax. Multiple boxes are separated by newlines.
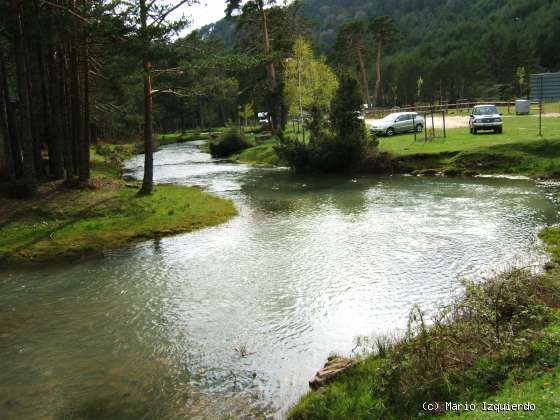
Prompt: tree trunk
<box><xmin>80</xmin><ymin>41</ymin><xmax>90</xmax><ymax>183</ymax></box>
<box><xmin>59</xmin><ymin>46</ymin><xmax>75</xmax><ymax>179</ymax></box>
<box><xmin>259</xmin><ymin>3</ymin><xmax>278</xmax><ymax>134</ymax></box>
<box><xmin>39</xmin><ymin>44</ymin><xmax>64</xmax><ymax>179</ymax></box>
<box><xmin>69</xmin><ymin>44</ymin><xmax>82</xmax><ymax>179</ymax></box>
<box><xmin>139</xmin><ymin>0</ymin><xmax>154</xmax><ymax>195</ymax></box>
<box><xmin>24</xmin><ymin>34</ymin><xmax>44</xmax><ymax>180</ymax></box>
<box><xmin>260</xmin><ymin>5</ymin><xmax>276</xmax><ymax>85</ymax></box>
<box><xmin>373</xmin><ymin>40</ymin><xmax>383</xmax><ymax>109</ymax></box>
<box><xmin>0</xmin><ymin>49</ymin><xmax>16</xmax><ymax>182</ymax></box>
<box><xmin>356</xmin><ymin>45</ymin><xmax>370</xmax><ymax>109</ymax></box>
<box><xmin>11</xmin><ymin>0</ymin><xmax>37</xmax><ymax>194</ymax></box>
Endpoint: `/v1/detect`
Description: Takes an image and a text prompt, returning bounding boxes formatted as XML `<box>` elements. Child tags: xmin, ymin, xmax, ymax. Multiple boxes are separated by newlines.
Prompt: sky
<box><xmin>185</xmin><ymin>1</ymin><xmax>228</xmax><ymax>30</ymax></box>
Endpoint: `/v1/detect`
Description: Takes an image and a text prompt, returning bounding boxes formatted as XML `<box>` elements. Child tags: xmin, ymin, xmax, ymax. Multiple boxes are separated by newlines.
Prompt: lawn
<box><xmin>0</xmin><ymin>137</ymin><xmax>237</xmax><ymax>265</ymax></box>
<box><xmin>233</xmin><ymin>115</ymin><xmax>560</xmax><ymax>177</ymax></box>
<box><xmin>378</xmin><ymin>115</ymin><xmax>560</xmax><ymax>156</ymax></box>
<box><xmin>376</xmin><ymin>115</ymin><xmax>560</xmax><ymax>176</ymax></box>
<box><xmin>0</xmin><ymin>184</ymin><xmax>236</xmax><ymax>265</ymax></box>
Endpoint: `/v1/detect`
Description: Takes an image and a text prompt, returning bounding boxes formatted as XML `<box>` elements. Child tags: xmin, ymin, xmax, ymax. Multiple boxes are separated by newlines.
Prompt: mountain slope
<box><xmin>200</xmin><ymin>0</ymin><xmax>560</xmax><ymax>103</ymax></box>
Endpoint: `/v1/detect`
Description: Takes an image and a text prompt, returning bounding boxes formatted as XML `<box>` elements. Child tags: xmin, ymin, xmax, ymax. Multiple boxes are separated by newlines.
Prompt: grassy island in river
<box><xmin>0</xmin><ymin>138</ymin><xmax>236</xmax><ymax>265</ymax></box>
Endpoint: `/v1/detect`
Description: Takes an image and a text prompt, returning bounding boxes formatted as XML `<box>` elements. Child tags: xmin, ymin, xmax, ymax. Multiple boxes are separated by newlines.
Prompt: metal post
<box><xmin>424</xmin><ymin>112</ymin><xmax>428</xmax><ymax>143</ymax></box>
<box><xmin>431</xmin><ymin>108</ymin><xmax>435</xmax><ymax>139</ymax></box>
<box><xmin>442</xmin><ymin>111</ymin><xmax>446</xmax><ymax>139</ymax></box>
<box><xmin>539</xmin><ymin>76</ymin><xmax>543</xmax><ymax>137</ymax></box>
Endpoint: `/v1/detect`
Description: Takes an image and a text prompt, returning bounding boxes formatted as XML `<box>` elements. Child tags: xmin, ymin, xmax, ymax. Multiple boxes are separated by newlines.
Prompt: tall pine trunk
<box><xmin>139</xmin><ymin>0</ymin><xmax>154</xmax><ymax>195</ymax></box>
<box><xmin>41</xmin><ymin>45</ymin><xmax>64</xmax><ymax>179</ymax></box>
<box><xmin>1</xmin><ymin>50</ymin><xmax>23</xmax><ymax>178</ymax></box>
<box><xmin>24</xmin><ymin>30</ymin><xmax>44</xmax><ymax>180</ymax></box>
<box><xmin>59</xmin><ymin>46</ymin><xmax>75</xmax><ymax>180</ymax></box>
<box><xmin>356</xmin><ymin>45</ymin><xmax>370</xmax><ymax>109</ymax></box>
<box><xmin>258</xmin><ymin>4</ymin><xmax>280</xmax><ymax>133</ymax></box>
<box><xmin>81</xmin><ymin>41</ymin><xmax>90</xmax><ymax>183</ymax></box>
<box><xmin>69</xmin><ymin>43</ymin><xmax>82</xmax><ymax>179</ymax></box>
<box><xmin>0</xmin><ymin>48</ymin><xmax>16</xmax><ymax>182</ymax></box>
<box><xmin>373</xmin><ymin>40</ymin><xmax>382</xmax><ymax>109</ymax></box>
<box><xmin>11</xmin><ymin>0</ymin><xmax>37</xmax><ymax>194</ymax></box>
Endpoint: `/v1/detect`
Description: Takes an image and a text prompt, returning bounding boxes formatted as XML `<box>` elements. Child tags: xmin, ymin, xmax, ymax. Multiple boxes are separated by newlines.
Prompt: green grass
<box><xmin>0</xmin><ymin>134</ymin><xmax>237</xmax><ymax>265</ymax></box>
<box><xmin>229</xmin><ymin>115</ymin><xmax>560</xmax><ymax>177</ymax></box>
<box><xmin>379</xmin><ymin>115</ymin><xmax>560</xmax><ymax>176</ymax></box>
<box><xmin>156</xmin><ymin>129</ymin><xmax>221</xmax><ymax>146</ymax></box>
<box><xmin>378</xmin><ymin>115</ymin><xmax>560</xmax><ymax>156</ymax></box>
<box><xmin>540</xmin><ymin>228</ymin><xmax>560</xmax><ymax>264</ymax></box>
<box><xmin>439</xmin><ymin>312</ymin><xmax>560</xmax><ymax>419</ymax></box>
<box><xmin>0</xmin><ymin>184</ymin><xmax>236</xmax><ymax>264</ymax></box>
<box><xmin>232</xmin><ymin>124</ymin><xmax>308</xmax><ymax>166</ymax></box>
<box><xmin>235</xmin><ymin>139</ymin><xmax>281</xmax><ymax>166</ymax></box>
<box><xmin>441</xmin><ymin>367</ymin><xmax>560</xmax><ymax>419</ymax></box>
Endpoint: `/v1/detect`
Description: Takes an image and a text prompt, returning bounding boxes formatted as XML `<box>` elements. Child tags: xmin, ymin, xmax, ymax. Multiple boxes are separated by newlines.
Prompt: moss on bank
<box><xmin>0</xmin><ymin>134</ymin><xmax>237</xmax><ymax>265</ymax></box>
<box><xmin>289</xmin><ymin>232</ymin><xmax>560</xmax><ymax>419</ymax></box>
<box><xmin>235</xmin><ymin>140</ymin><xmax>281</xmax><ymax>166</ymax></box>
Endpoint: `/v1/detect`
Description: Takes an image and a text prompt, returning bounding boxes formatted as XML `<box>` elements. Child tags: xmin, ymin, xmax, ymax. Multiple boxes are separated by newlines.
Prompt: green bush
<box><xmin>209</xmin><ymin>129</ymin><xmax>252</xmax><ymax>158</ymax></box>
<box><xmin>276</xmin><ymin>73</ymin><xmax>372</xmax><ymax>172</ymax></box>
<box><xmin>315</xmin><ymin>72</ymin><xmax>369</xmax><ymax>171</ymax></box>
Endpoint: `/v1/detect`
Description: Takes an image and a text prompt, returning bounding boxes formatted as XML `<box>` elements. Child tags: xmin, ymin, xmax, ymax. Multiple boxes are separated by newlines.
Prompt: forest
<box><xmin>1</xmin><ymin>0</ymin><xmax>560</xmax><ymax>192</ymax></box>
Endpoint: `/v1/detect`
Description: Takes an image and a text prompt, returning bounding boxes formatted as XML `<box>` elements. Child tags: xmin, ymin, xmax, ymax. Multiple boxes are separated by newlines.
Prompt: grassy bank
<box><xmin>289</xmin><ymin>231</ymin><xmax>560</xmax><ymax>419</ymax></box>
<box><xmin>382</xmin><ymin>115</ymin><xmax>560</xmax><ymax>177</ymax></box>
<box><xmin>236</xmin><ymin>115</ymin><xmax>560</xmax><ymax>177</ymax></box>
<box><xmin>0</xmin><ymin>135</ymin><xmax>237</xmax><ymax>265</ymax></box>
<box><xmin>234</xmin><ymin>139</ymin><xmax>281</xmax><ymax>166</ymax></box>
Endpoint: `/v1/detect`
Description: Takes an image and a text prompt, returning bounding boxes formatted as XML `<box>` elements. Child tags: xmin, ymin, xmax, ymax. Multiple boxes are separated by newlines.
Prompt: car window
<box><xmin>473</xmin><ymin>106</ymin><xmax>498</xmax><ymax>115</ymax></box>
<box><xmin>383</xmin><ymin>113</ymin><xmax>399</xmax><ymax>121</ymax></box>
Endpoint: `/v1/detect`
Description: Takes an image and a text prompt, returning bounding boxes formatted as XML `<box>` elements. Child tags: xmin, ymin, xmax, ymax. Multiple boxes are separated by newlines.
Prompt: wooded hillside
<box><xmin>203</xmin><ymin>0</ymin><xmax>560</xmax><ymax>103</ymax></box>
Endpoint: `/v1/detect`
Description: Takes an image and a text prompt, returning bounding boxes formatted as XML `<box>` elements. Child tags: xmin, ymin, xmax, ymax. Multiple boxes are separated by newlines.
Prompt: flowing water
<box><xmin>1</xmin><ymin>141</ymin><xmax>559</xmax><ymax>419</ymax></box>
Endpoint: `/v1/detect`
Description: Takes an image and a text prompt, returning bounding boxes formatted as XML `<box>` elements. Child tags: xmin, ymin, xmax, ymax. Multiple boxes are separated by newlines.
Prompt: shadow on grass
<box><xmin>6</xmin><ymin>195</ymin><xmax>122</xmax><ymax>257</ymax></box>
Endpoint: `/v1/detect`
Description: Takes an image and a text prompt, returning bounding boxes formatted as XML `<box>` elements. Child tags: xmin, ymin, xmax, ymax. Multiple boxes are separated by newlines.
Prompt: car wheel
<box><xmin>473</xmin><ymin>128</ymin><xmax>478</xmax><ymax>135</ymax></box>
<box><xmin>415</xmin><ymin>124</ymin><xmax>423</xmax><ymax>132</ymax></box>
<box><xmin>386</xmin><ymin>127</ymin><xmax>395</xmax><ymax>137</ymax></box>
<box><xmin>497</xmin><ymin>127</ymin><xmax>503</xmax><ymax>134</ymax></box>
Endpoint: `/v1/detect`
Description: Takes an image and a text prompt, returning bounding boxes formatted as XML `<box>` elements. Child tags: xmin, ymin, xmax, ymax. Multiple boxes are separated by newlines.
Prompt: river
<box><xmin>1</xmin><ymin>141</ymin><xmax>558</xmax><ymax>419</ymax></box>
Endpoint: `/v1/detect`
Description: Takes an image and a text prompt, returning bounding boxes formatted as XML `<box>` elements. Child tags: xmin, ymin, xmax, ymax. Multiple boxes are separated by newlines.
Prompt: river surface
<box><xmin>1</xmin><ymin>141</ymin><xmax>559</xmax><ymax>419</ymax></box>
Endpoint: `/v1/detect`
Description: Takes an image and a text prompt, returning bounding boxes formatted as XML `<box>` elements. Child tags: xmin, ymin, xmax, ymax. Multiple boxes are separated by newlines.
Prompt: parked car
<box><xmin>258</xmin><ymin>112</ymin><xmax>269</xmax><ymax>125</ymax></box>
<box><xmin>368</xmin><ymin>112</ymin><xmax>424</xmax><ymax>137</ymax></box>
<box><xmin>469</xmin><ymin>104</ymin><xmax>503</xmax><ymax>134</ymax></box>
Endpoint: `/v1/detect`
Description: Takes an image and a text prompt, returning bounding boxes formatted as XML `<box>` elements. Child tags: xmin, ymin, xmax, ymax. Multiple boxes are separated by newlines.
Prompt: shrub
<box><xmin>275</xmin><ymin>134</ymin><xmax>311</xmax><ymax>171</ymax></box>
<box><xmin>209</xmin><ymin>129</ymin><xmax>252</xmax><ymax>158</ymax></box>
<box><xmin>276</xmin><ymin>73</ymin><xmax>374</xmax><ymax>172</ymax></box>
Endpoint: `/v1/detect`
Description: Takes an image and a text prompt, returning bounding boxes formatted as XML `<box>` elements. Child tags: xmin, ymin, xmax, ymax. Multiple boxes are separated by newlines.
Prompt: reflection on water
<box><xmin>1</xmin><ymin>141</ymin><xmax>558</xmax><ymax>418</ymax></box>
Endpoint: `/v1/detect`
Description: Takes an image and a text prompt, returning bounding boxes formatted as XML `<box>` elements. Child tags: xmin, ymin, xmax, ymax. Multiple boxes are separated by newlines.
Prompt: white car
<box><xmin>258</xmin><ymin>112</ymin><xmax>269</xmax><ymax>125</ymax></box>
<box><xmin>469</xmin><ymin>105</ymin><xmax>503</xmax><ymax>134</ymax></box>
<box><xmin>368</xmin><ymin>112</ymin><xmax>424</xmax><ymax>137</ymax></box>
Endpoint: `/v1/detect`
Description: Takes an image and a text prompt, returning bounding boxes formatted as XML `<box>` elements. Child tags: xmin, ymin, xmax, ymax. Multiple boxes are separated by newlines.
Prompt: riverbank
<box><xmin>289</xmin><ymin>232</ymin><xmax>560</xmax><ymax>419</ymax></box>
<box><xmin>0</xmin><ymin>135</ymin><xmax>237</xmax><ymax>265</ymax></box>
<box><xmin>236</xmin><ymin>115</ymin><xmax>560</xmax><ymax>178</ymax></box>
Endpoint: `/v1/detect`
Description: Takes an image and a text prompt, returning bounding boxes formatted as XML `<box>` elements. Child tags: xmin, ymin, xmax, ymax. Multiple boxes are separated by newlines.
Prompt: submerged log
<box><xmin>309</xmin><ymin>357</ymin><xmax>358</xmax><ymax>390</ymax></box>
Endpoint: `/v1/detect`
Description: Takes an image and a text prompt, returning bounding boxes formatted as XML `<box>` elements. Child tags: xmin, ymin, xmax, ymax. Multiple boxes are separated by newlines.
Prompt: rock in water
<box><xmin>309</xmin><ymin>357</ymin><xmax>358</xmax><ymax>389</ymax></box>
